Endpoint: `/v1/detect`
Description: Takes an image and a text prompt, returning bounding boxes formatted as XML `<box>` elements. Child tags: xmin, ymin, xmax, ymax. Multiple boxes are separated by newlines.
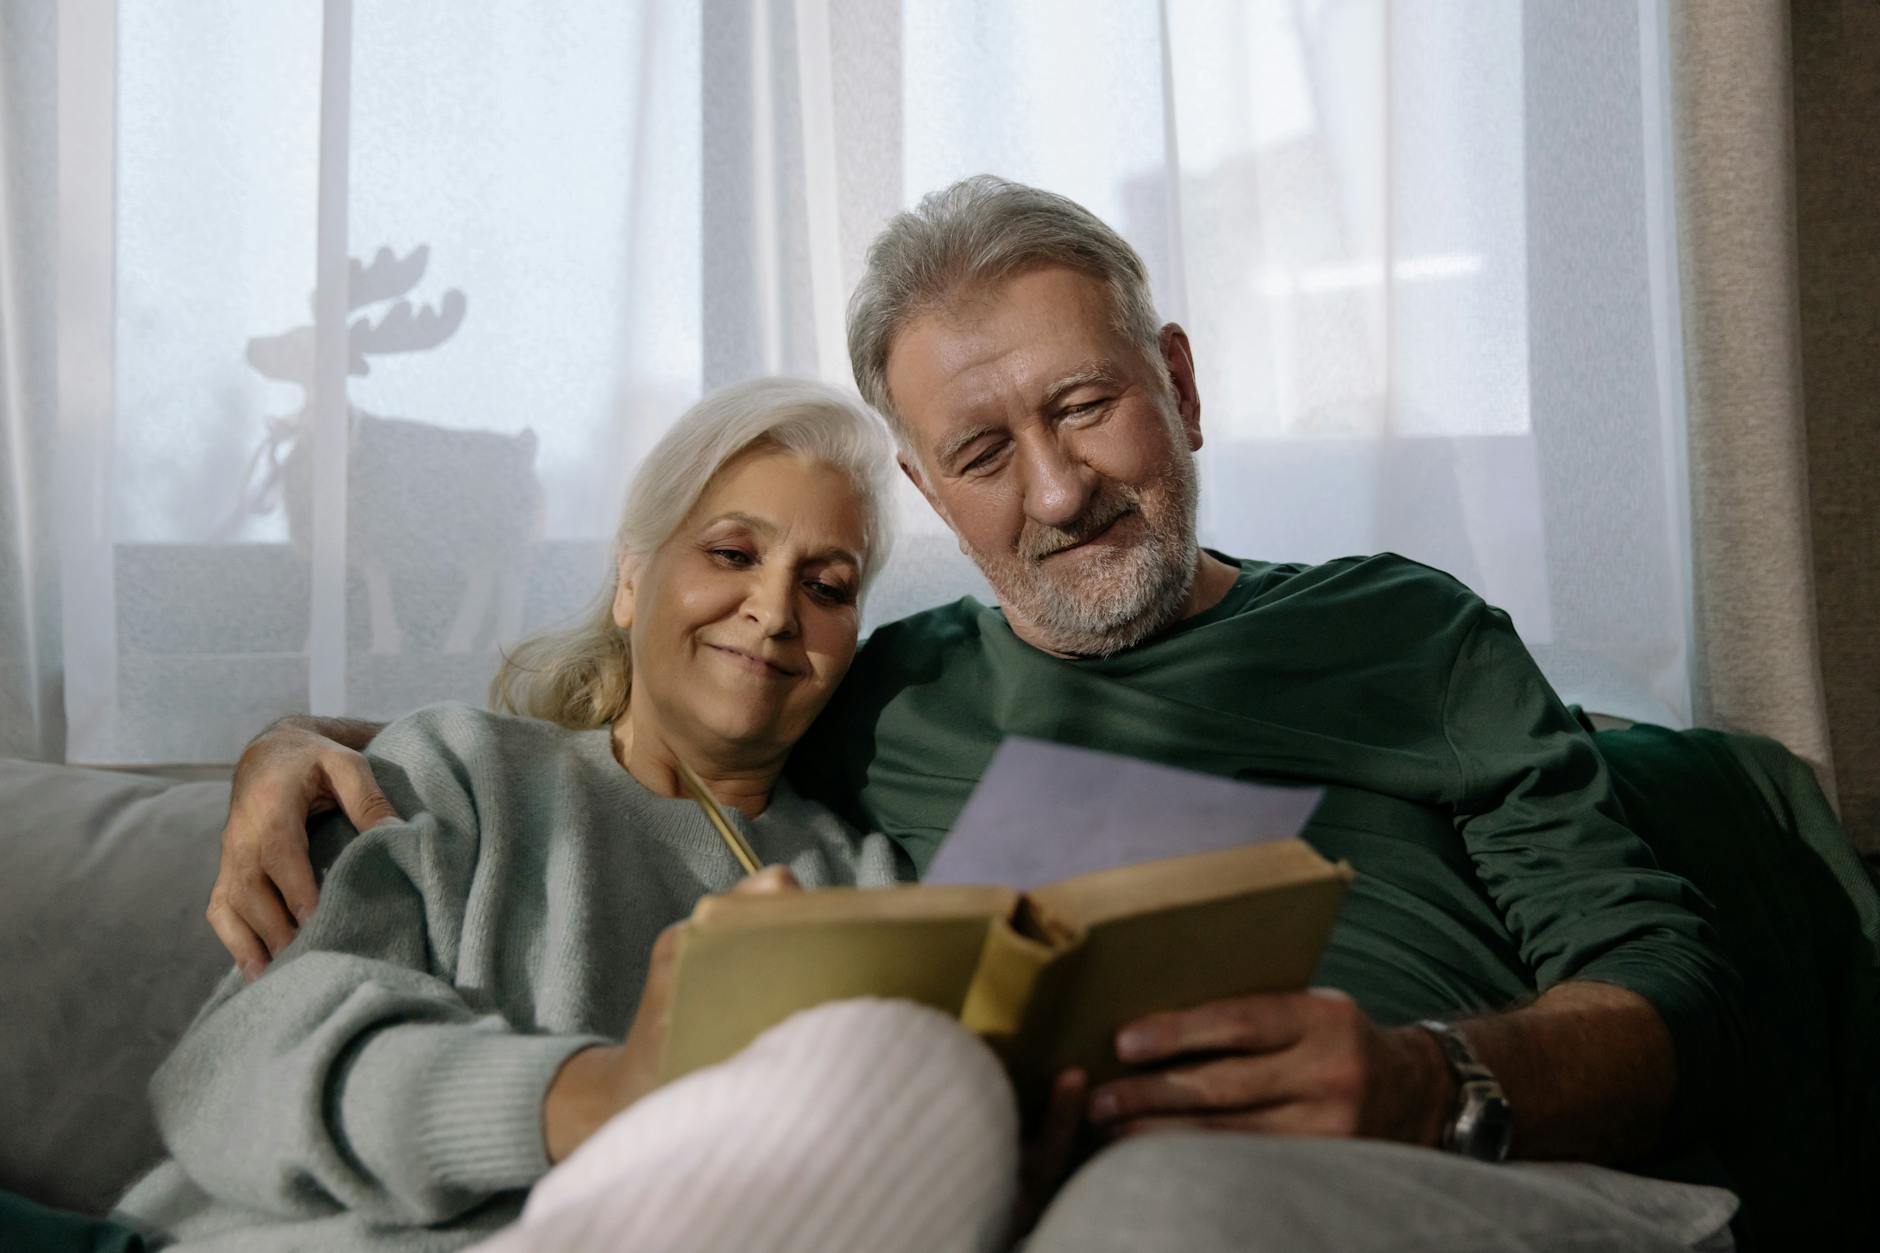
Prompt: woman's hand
<box><xmin>207</xmin><ymin>717</ymin><xmax>396</xmax><ymax>978</ymax></box>
<box><xmin>543</xmin><ymin>866</ymin><xmax>802</xmax><ymax>1163</ymax></box>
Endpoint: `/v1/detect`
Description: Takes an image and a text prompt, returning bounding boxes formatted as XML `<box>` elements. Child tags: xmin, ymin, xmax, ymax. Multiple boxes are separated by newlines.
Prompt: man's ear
<box><xmin>898</xmin><ymin>453</ymin><xmax>971</xmax><ymax>555</ymax></box>
<box><xmin>1159</xmin><ymin>323</ymin><xmax>1204</xmax><ymax>452</ymax></box>
<box><xmin>898</xmin><ymin>452</ymin><xmax>942</xmax><ymax>515</ymax></box>
<box><xmin>611</xmin><ymin>559</ymin><xmax>637</xmax><ymax>631</ymax></box>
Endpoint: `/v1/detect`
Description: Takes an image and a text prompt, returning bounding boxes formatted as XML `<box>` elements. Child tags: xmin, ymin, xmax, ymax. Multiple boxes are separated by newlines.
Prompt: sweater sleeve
<box><xmin>1441</xmin><ymin>602</ymin><xmax>1746</xmax><ymax>1122</ymax></box>
<box><xmin>147</xmin><ymin>716</ymin><xmax>606</xmax><ymax>1225</ymax></box>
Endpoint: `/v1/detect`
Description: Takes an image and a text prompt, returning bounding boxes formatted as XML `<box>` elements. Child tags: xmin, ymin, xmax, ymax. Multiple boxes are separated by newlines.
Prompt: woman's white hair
<box><xmin>847</xmin><ymin>174</ymin><xmax>1165</xmax><ymax>450</ymax></box>
<box><xmin>491</xmin><ymin>377</ymin><xmax>896</xmax><ymax>728</ymax></box>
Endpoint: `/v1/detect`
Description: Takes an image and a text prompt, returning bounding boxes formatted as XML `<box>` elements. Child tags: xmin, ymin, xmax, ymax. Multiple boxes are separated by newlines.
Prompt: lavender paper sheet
<box><xmin>922</xmin><ymin>736</ymin><xmax>1324</xmax><ymax>890</ymax></box>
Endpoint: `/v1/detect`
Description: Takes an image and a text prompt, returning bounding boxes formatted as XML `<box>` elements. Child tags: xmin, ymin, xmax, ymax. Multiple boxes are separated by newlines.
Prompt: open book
<box><xmin>658</xmin><ymin>740</ymin><xmax>1352</xmax><ymax>1095</ymax></box>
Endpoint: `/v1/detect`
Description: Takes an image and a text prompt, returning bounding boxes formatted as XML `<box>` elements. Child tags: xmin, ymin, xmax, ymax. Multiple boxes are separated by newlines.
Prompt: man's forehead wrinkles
<box><xmin>1041</xmin><ymin>361</ymin><xmax>1123</xmax><ymax>408</ymax></box>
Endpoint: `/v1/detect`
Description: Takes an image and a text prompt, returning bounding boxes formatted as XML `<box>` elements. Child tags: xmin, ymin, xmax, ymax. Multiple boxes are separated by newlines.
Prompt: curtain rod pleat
<box><xmin>308</xmin><ymin>0</ymin><xmax>355</xmax><ymax>715</ymax></box>
<box><xmin>56</xmin><ymin>0</ymin><xmax>120</xmax><ymax>762</ymax></box>
<box><xmin>795</xmin><ymin>0</ymin><xmax>847</xmax><ymax>385</ymax></box>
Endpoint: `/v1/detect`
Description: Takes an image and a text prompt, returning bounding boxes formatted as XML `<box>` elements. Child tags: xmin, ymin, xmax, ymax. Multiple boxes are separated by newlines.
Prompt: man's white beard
<box><xmin>967</xmin><ymin>438</ymin><xmax>1201</xmax><ymax>658</ymax></box>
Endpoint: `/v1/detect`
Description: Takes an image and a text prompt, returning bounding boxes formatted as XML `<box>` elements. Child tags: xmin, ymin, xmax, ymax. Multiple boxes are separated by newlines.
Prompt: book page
<box><xmin>923</xmin><ymin>737</ymin><xmax>1324</xmax><ymax>889</ymax></box>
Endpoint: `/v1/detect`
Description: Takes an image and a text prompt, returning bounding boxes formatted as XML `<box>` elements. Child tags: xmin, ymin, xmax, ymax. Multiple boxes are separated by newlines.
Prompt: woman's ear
<box><xmin>611</xmin><ymin>559</ymin><xmax>637</xmax><ymax>631</ymax></box>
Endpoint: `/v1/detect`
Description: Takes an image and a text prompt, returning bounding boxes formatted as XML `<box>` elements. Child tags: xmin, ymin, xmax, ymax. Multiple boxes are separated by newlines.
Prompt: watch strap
<box><xmin>1417</xmin><ymin>1018</ymin><xmax>1513</xmax><ymax>1162</ymax></box>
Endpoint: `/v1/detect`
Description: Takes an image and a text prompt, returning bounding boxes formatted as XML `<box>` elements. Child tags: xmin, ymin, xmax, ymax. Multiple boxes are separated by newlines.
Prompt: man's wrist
<box><xmin>1413</xmin><ymin>1024</ymin><xmax>1458</xmax><ymax>1147</ymax></box>
<box><xmin>261</xmin><ymin>714</ymin><xmax>383</xmax><ymax>752</ymax></box>
<box><xmin>1417</xmin><ymin>1019</ymin><xmax>1515</xmax><ymax>1161</ymax></box>
<box><xmin>1381</xmin><ymin>1023</ymin><xmax>1457</xmax><ymax>1148</ymax></box>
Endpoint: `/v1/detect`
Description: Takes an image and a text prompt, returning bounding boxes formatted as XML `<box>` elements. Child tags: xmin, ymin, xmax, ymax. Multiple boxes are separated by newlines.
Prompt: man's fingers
<box><xmin>1113</xmin><ymin>1099</ymin><xmax>1362</xmax><ymax>1141</ymax></box>
<box><xmin>322</xmin><ymin>752</ymin><xmax>400</xmax><ymax>831</ymax></box>
<box><xmin>1088</xmin><ymin>1055</ymin><xmax>1298</xmax><ymax>1125</ymax></box>
<box><xmin>1029</xmin><ymin>1069</ymin><xmax>1086</xmax><ymax>1183</ymax></box>
<box><xmin>270</xmin><ymin>856</ymin><xmax>321</xmax><ymax>928</ymax></box>
<box><xmin>1115</xmin><ymin>991</ymin><xmax>1316</xmax><ymax>1063</ymax></box>
<box><xmin>1016</xmin><ymin>1069</ymin><xmax>1088</xmax><ymax>1234</ymax></box>
<box><xmin>260</xmin><ymin>838</ymin><xmax>321</xmax><ymax>925</ymax></box>
<box><xmin>204</xmin><ymin>891</ymin><xmax>271</xmax><ymax>981</ymax></box>
<box><xmin>238</xmin><ymin>879</ymin><xmax>301</xmax><ymax>959</ymax></box>
<box><xmin>206</xmin><ymin>863</ymin><xmax>299</xmax><ymax>970</ymax></box>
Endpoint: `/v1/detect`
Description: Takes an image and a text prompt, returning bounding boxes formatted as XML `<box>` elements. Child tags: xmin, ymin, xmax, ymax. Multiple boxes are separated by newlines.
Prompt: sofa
<box><xmin>1</xmin><ymin>724</ymin><xmax>1876</xmax><ymax>1248</ymax></box>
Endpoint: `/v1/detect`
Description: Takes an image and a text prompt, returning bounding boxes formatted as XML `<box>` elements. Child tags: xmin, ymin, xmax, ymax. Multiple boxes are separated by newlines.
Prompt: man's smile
<box><xmin>1039</xmin><ymin>508</ymin><xmax>1134</xmax><ymax>561</ymax></box>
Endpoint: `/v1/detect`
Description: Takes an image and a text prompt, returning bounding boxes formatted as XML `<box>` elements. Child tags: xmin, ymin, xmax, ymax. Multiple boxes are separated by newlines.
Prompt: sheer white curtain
<box><xmin>5</xmin><ymin>0</ymin><xmax>1692</xmax><ymax>766</ymax></box>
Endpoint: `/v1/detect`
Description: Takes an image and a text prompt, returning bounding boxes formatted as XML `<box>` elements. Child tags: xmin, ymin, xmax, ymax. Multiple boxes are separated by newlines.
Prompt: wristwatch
<box><xmin>1417</xmin><ymin>1019</ymin><xmax>1514</xmax><ymax>1162</ymax></box>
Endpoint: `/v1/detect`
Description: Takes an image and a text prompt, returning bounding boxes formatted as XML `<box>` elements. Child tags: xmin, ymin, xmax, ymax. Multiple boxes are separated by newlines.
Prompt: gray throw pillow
<box><xmin>0</xmin><ymin>759</ymin><xmax>234</xmax><ymax>1214</ymax></box>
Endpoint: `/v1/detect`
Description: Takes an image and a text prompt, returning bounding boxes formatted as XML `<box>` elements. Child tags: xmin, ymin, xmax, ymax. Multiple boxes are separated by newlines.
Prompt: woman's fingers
<box><xmin>734</xmin><ymin>865</ymin><xmax>802</xmax><ymax>895</ymax></box>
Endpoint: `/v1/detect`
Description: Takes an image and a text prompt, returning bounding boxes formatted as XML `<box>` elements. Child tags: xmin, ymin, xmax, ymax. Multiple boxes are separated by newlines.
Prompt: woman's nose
<box><xmin>744</xmin><ymin>569</ymin><xmax>799</xmax><ymax>638</ymax></box>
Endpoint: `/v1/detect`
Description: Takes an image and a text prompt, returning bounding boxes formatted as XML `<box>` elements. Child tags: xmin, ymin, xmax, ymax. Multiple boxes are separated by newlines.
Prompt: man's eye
<box><xmin>963</xmin><ymin>443</ymin><xmax>1008</xmax><ymax>474</ymax></box>
<box><xmin>1064</xmin><ymin>398</ymin><xmax>1110</xmax><ymax>420</ymax></box>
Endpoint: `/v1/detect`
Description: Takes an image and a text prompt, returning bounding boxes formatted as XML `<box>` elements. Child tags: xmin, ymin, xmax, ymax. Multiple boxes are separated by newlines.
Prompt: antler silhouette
<box><xmin>251</xmin><ymin>245</ymin><xmax>468</xmax><ymax>386</ymax></box>
<box><xmin>348</xmin><ymin>290</ymin><xmax>469</xmax><ymax>375</ymax></box>
<box><xmin>301</xmin><ymin>245</ymin><xmax>432</xmax><ymax>318</ymax></box>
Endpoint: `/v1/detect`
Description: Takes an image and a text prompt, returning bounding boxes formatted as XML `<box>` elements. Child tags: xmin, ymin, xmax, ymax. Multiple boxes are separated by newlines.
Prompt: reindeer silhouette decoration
<box><xmin>236</xmin><ymin>246</ymin><xmax>542</xmax><ymax>656</ymax></box>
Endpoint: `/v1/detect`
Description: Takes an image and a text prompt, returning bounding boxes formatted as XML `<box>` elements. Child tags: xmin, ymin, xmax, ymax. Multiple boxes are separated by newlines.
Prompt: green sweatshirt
<box><xmin>115</xmin><ymin>705</ymin><xmax>899</xmax><ymax>1252</ymax></box>
<box><xmin>790</xmin><ymin>553</ymin><xmax>1742</xmax><ymax>1108</ymax></box>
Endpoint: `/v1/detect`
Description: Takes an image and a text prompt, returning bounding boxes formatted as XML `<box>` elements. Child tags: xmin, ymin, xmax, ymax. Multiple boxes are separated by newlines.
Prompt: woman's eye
<box><xmin>710</xmin><ymin>547</ymin><xmax>754</xmax><ymax>567</ymax></box>
<box><xmin>804</xmin><ymin>580</ymin><xmax>854</xmax><ymax>606</ymax></box>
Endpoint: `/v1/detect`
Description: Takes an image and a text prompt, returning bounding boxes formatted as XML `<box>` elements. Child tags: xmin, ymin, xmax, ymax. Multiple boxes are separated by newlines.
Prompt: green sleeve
<box><xmin>1442</xmin><ymin>602</ymin><xmax>1744</xmax><ymax>1120</ymax></box>
<box><xmin>147</xmin><ymin>714</ymin><xmax>603</xmax><ymax>1225</ymax></box>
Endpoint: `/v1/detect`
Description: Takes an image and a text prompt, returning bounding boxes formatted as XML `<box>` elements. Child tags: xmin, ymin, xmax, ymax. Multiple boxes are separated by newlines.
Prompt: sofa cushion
<box><xmin>1592</xmin><ymin>724</ymin><xmax>1880</xmax><ymax>1252</ymax></box>
<box><xmin>0</xmin><ymin>759</ymin><xmax>233</xmax><ymax>1215</ymax></box>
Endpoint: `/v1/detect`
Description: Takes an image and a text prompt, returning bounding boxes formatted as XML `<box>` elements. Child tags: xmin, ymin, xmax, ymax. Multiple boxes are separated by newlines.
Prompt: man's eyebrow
<box><xmin>1040</xmin><ymin>362</ymin><xmax>1122</xmax><ymax>410</ymax></box>
<box><xmin>936</xmin><ymin>423</ymin><xmax>1003</xmax><ymax>471</ymax></box>
<box><xmin>932</xmin><ymin>364</ymin><xmax>1123</xmax><ymax>471</ymax></box>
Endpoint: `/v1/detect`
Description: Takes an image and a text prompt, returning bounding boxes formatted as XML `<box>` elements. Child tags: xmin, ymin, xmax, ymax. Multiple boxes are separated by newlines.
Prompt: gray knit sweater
<box><xmin>114</xmin><ymin>704</ymin><xmax>901</xmax><ymax>1252</ymax></box>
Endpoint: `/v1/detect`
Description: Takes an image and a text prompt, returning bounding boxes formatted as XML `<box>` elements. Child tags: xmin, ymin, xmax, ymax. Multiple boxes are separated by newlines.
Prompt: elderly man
<box><xmin>209</xmin><ymin>177</ymin><xmax>1741</xmax><ymax>1251</ymax></box>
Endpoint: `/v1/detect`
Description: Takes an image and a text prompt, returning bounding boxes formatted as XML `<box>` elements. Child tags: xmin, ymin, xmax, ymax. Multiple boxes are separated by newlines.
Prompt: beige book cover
<box><xmin>658</xmin><ymin>837</ymin><xmax>1352</xmax><ymax>1093</ymax></box>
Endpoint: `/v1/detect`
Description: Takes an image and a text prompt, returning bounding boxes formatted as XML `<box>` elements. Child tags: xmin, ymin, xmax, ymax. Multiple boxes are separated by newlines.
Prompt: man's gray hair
<box><xmin>847</xmin><ymin>175</ymin><xmax>1165</xmax><ymax>447</ymax></box>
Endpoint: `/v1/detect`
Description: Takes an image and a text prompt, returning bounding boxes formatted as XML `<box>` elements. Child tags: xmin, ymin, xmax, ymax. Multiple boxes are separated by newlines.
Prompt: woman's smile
<box><xmin>703</xmin><ymin>640</ymin><xmax>800</xmax><ymax>679</ymax></box>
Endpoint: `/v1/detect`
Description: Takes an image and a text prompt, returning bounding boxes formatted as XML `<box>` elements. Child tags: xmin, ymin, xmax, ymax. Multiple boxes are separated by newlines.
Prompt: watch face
<box><xmin>1456</xmin><ymin>1083</ymin><xmax>1515</xmax><ymax>1162</ymax></box>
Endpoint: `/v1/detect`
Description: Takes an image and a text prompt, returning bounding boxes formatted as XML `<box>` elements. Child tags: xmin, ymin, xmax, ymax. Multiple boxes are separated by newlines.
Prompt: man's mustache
<box><xmin>1020</xmin><ymin>492</ymin><xmax>1135</xmax><ymax>562</ymax></box>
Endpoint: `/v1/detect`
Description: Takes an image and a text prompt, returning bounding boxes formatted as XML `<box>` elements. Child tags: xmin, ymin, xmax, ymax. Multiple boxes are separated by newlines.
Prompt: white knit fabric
<box><xmin>471</xmin><ymin>999</ymin><xmax>1019</xmax><ymax>1253</ymax></box>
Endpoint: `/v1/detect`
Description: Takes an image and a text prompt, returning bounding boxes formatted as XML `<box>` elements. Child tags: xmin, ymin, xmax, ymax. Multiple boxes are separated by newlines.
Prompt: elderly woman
<box><xmin>109</xmin><ymin>380</ymin><xmax>1018</xmax><ymax>1253</ymax></box>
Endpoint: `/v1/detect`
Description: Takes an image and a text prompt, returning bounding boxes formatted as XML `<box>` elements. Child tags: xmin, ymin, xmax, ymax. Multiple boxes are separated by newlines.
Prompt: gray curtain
<box><xmin>1789</xmin><ymin>0</ymin><xmax>1880</xmax><ymax>855</ymax></box>
<box><xmin>0</xmin><ymin>3</ymin><xmax>62</xmax><ymax>762</ymax></box>
<box><xmin>1671</xmin><ymin>0</ymin><xmax>1878</xmax><ymax>856</ymax></box>
<box><xmin>1670</xmin><ymin>2</ymin><xmax>1832</xmax><ymax>797</ymax></box>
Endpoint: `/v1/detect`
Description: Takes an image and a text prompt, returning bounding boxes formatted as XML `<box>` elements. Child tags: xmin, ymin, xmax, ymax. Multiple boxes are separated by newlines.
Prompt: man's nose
<box><xmin>744</xmin><ymin>567</ymin><xmax>800</xmax><ymax>638</ymax></box>
<box><xmin>1017</xmin><ymin>435</ymin><xmax>1094</xmax><ymax>529</ymax></box>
